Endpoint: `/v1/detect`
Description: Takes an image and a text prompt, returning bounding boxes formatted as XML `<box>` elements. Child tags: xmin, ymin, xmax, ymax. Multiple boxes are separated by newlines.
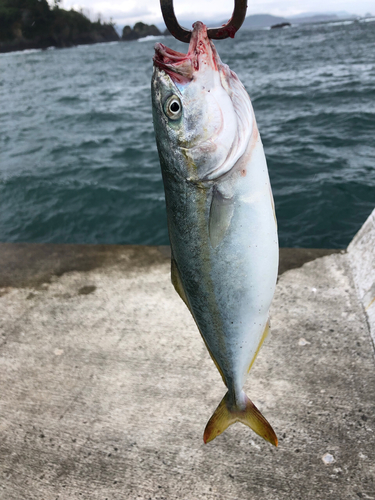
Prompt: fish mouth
<box><xmin>153</xmin><ymin>21</ymin><xmax>218</xmax><ymax>84</ymax></box>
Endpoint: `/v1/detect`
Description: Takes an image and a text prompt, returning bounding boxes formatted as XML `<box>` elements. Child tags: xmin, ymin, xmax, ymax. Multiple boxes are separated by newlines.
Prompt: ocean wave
<box><xmin>324</xmin><ymin>20</ymin><xmax>355</xmax><ymax>27</ymax></box>
<box><xmin>0</xmin><ymin>48</ymin><xmax>42</xmax><ymax>57</ymax></box>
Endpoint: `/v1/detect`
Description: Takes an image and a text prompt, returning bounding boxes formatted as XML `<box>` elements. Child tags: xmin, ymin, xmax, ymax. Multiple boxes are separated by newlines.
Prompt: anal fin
<box><xmin>248</xmin><ymin>318</ymin><xmax>270</xmax><ymax>373</ymax></box>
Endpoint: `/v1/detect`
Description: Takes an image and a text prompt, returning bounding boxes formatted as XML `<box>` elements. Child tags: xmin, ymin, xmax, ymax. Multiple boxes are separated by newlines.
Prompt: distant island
<box><xmin>121</xmin><ymin>22</ymin><xmax>169</xmax><ymax>41</ymax></box>
<box><xmin>0</xmin><ymin>0</ymin><xmax>119</xmax><ymax>53</ymax></box>
<box><xmin>271</xmin><ymin>22</ymin><xmax>292</xmax><ymax>29</ymax></box>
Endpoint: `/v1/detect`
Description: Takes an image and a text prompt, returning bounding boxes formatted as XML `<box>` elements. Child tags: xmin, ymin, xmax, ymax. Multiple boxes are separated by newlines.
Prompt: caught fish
<box><xmin>151</xmin><ymin>22</ymin><xmax>278</xmax><ymax>445</ymax></box>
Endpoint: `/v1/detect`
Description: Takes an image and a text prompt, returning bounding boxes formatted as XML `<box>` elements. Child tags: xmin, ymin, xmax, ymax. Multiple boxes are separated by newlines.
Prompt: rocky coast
<box><xmin>121</xmin><ymin>21</ymin><xmax>168</xmax><ymax>41</ymax></box>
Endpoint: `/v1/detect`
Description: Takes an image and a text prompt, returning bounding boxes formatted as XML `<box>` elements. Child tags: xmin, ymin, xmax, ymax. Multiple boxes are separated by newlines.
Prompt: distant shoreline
<box><xmin>0</xmin><ymin>17</ymin><xmax>170</xmax><ymax>54</ymax></box>
<box><xmin>0</xmin><ymin>34</ymin><xmax>117</xmax><ymax>54</ymax></box>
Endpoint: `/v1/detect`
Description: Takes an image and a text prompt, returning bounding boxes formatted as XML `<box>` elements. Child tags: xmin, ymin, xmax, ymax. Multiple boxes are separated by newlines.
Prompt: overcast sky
<box><xmin>54</xmin><ymin>0</ymin><xmax>374</xmax><ymax>25</ymax></box>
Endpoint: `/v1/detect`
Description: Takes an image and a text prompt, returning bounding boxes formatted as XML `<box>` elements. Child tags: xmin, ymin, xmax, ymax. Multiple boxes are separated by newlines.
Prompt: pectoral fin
<box><xmin>209</xmin><ymin>188</ymin><xmax>234</xmax><ymax>249</ymax></box>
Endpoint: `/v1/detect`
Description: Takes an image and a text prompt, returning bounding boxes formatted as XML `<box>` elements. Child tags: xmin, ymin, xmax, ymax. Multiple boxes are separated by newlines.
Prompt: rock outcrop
<box><xmin>271</xmin><ymin>22</ymin><xmax>292</xmax><ymax>29</ymax></box>
<box><xmin>122</xmin><ymin>22</ymin><xmax>161</xmax><ymax>41</ymax></box>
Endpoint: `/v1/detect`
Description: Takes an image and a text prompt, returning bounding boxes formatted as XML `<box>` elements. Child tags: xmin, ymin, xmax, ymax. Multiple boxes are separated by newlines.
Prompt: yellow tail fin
<box><xmin>203</xmin><ymin>391</ymin><xmax>278</xmax><ymax>446</ymax></box>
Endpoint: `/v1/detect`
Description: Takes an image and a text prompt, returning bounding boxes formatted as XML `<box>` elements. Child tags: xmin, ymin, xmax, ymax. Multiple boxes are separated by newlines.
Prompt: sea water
<box><xmin>1</xmin><ymin>19</ymin><xmax>374</xmax><ymax>247</ymax></box>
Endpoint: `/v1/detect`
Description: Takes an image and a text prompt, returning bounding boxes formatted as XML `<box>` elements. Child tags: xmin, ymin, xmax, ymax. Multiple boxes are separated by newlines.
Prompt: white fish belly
<box><xmin>198</xmin><ymin>137</ymin><xmax>278</xmax><ymax>394</ymax></box>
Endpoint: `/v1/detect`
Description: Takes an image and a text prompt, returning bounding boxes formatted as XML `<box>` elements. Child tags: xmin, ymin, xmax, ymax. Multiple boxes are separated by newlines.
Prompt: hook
<box><xmin>160</xmin><ymin>0</ymin><xmax>248</xmax><ymax>43</ymax></box>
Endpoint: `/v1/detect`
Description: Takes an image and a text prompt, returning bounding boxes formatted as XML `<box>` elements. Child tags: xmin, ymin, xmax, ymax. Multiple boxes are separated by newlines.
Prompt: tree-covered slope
<box><xmin>0</xmin><ymin>0</ymin><xmax>119</xmax><ymax>52</ymax></box>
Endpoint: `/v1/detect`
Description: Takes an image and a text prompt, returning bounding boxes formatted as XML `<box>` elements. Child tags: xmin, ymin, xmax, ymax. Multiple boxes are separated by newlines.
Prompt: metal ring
<box><xmin>160</xmin><ymin>0</ymin><xmax>248</xmax><ymax>43</ymax></box>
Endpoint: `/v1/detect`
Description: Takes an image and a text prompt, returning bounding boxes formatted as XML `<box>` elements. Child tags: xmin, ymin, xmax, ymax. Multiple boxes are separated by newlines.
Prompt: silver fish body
<box><xmin>152</xmin><ymin>22</ymin><xmax>278</xmax><ymax>444</ymax></box>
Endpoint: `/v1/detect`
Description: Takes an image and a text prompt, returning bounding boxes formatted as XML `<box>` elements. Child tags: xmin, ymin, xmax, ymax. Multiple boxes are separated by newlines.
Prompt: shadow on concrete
<box><xmin>0</xmin><ymin>243</ymin><xmax>342</xmax><ymax>288</ymax></box>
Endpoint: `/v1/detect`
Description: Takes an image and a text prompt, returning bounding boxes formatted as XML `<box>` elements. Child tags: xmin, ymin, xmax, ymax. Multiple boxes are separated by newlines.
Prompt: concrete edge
<box><xmin>347</xmin><ymin>208</ymin><xmax>375</xmax><ymax>348</ymax></box>
<box><xmin>0</xmin><ymin>243</ymin><xmax>343</xmax><ymax>289</ymax></box>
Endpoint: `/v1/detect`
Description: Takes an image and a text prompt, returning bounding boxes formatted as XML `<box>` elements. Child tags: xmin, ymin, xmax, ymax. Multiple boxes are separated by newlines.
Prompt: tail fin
<box><xmin>203</xmin><ymin>391</ymin><xmax>278</xmax><ymax>446</ymax></box>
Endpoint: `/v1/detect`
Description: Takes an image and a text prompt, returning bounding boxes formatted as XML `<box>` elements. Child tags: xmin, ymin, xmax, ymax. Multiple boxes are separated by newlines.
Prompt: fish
<box><xmin>151</xmin><ymin>22</ymin><xmax>279</xmax><ymax>445</ymax></box>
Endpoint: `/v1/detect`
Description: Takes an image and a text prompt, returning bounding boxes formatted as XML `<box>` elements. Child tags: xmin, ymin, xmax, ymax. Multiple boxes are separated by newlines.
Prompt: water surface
<box><xmin>1</xmin><ymin>20</ymin><xmax>374</xmax><ymax>247</ymax></box>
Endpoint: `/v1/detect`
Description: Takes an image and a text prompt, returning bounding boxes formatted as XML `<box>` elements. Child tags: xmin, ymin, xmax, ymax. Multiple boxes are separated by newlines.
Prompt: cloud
<box><xmin>98</xmin><ymin>7</ymin><xmax>154</xmax><ymax>23</ymax></box>
<box><xmin>53</xmin><ymin>0</ymin><xmax>372</xmax><ymax>25</ymax></box>
<box><xmin>56</xmin><ymin>1</ymin><xmax>160</xmax><ymax>24</ymax></box>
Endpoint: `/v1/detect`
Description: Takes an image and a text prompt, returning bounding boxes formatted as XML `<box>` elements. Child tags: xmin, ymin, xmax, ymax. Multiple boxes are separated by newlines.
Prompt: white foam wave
<box><xmin>138</xmin><ymin>35</ymin><xmax>166</xmax><ymax>43</ymax></box>
<box><xmin>324</xmin><ymin>20</ymin><xmax>355</xmax><ymax>27</ymax></box>
<box><xmin>0</xmin><ymin>48</ymin><xmax>42</xmax><ymax>57</ymax></box>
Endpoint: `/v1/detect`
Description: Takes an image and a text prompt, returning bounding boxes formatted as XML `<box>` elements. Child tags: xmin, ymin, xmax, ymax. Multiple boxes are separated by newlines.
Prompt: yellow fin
<box><xmin>269</xmin><ymin>186</ymin><xmax>277</xmax><ymax>228</ymax></box>
<box><xmin>203</xmin><ymin>391</ymin><xmax>278</xmax><ymax>446</ymax></box>
<box><xmin>248</xmin><ymin>319</ymin><xmax>270</xmax><ymax>373</ymax></box>
<box><xmin>171</xmin><ymin>258</ymin><xmax>190</xmax><ymax>308</ymax></box>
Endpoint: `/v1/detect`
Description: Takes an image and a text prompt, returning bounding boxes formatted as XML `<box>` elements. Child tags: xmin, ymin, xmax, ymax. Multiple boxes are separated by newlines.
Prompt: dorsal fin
<box><xmin>171</xmin><ymin>257</ymin><xmax>190</xmax><ymax>309</ymax></box>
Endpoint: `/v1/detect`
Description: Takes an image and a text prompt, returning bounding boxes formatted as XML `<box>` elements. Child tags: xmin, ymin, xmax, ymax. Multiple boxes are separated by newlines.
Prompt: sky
<box><xmin>53</xmin><ymin>0</ymin><xmax>374</xmax><ymax>26</ymax></box>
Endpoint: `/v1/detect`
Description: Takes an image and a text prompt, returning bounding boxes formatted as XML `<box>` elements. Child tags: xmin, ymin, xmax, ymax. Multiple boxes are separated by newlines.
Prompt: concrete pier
<box><xmin>0</xmin><ymin>212</ymin><xmax>374</xmax><ymax>499</ymax></box>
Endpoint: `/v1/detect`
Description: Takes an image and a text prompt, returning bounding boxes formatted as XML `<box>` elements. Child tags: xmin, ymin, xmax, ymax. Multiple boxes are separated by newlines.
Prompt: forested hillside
<box><xmin>0</xmin><ymin>0</ymin><xmax>119</xmax><ymax>52</ymax></box>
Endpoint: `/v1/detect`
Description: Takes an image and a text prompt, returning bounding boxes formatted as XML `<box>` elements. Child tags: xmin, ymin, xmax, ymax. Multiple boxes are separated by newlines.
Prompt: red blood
<box><xmin>216</xmin><ymin>25</ymin><xmax>238</xmax><ymax>39</ymax></box>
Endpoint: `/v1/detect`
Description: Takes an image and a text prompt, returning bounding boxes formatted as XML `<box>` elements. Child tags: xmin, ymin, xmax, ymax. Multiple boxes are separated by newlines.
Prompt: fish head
<box><xmin>152</xmin><ymin>22</ymin><xmax>253</xmax><ymax>182</ymax></box>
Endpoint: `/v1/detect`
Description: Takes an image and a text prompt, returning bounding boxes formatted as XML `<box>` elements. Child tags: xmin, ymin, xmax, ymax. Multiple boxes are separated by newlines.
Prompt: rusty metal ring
<box><xmin>160</xmin><ymin>0</ymin><xmax>248</xmax><ymax>42</ymax></box>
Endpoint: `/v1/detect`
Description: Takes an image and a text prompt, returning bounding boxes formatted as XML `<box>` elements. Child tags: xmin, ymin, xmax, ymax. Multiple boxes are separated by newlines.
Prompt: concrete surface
<box><xmin>348</xmin><ymin>208</ymin><xmax>375</xmax><ymax>346</ymax></box>
<box><xmin>0</xmin><ymin>243</ymin><xmax>374</xmax><ymax>499</ymax></box>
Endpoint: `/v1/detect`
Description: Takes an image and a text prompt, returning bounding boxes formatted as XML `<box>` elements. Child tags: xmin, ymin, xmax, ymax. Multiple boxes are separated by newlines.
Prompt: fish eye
<box><xmin>164</xmin><ymin>95</ymin><xmax>182</xmax><ymax>120</ymax></box>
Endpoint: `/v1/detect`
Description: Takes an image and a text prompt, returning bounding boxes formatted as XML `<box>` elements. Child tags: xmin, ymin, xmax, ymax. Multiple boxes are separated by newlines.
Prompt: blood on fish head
<box><xmin>152</xmin><ymin>22</ymin><xmax>253</xmax><ymax>182</ymax></box>
<box><xmin>153</xmin><ymin>22</ymin><xmax>218</xmax><ymax>86</ymax></box>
